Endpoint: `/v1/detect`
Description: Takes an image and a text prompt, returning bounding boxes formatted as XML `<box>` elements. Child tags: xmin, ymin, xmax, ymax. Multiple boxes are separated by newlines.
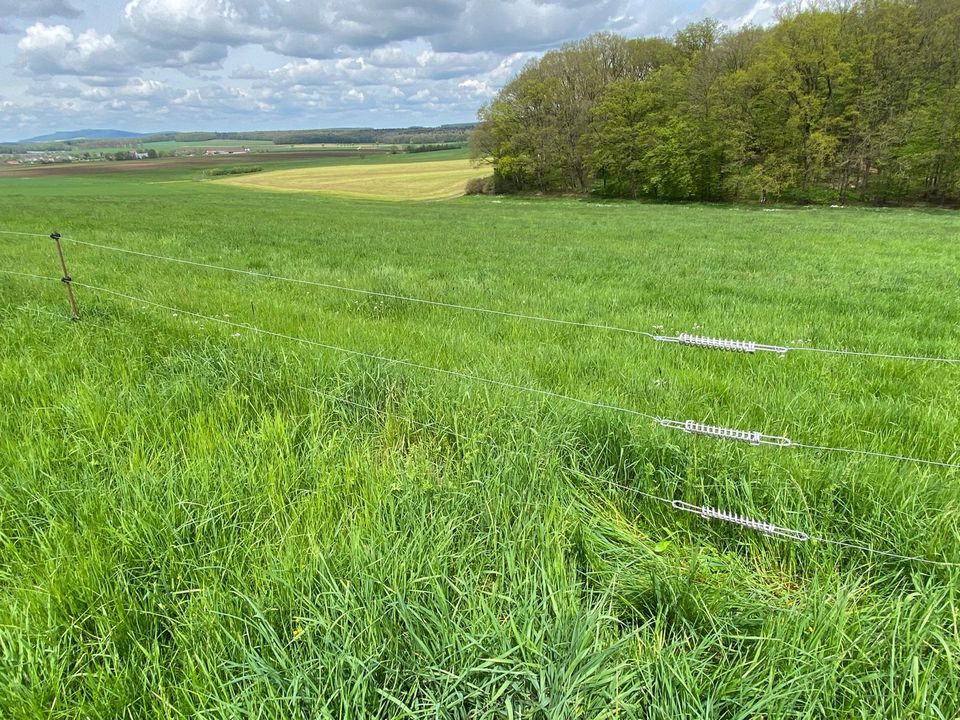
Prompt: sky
<box><xmin>0</xmin><ymin>0</ymin><xmax>785</xmax><ymax>142</ymax></box>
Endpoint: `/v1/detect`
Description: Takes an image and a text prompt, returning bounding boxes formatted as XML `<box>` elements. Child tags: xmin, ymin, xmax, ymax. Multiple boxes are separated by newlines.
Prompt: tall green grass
<box><xmin>1</xmin><ymin>161</ymin><xmax>959</xmax><ymax>717</ymax></box>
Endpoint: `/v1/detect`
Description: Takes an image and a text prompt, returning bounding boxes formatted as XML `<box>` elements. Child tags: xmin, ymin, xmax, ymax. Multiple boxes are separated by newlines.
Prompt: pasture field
<box><xmin>217</xmin><ymin>156</ymin><xmax>487</xmax><ymax>199</ymax></box>
<box><xmin>1</xmin><ymin>154</ymin><xmax>959</xmax><ymax>718</ymax></box>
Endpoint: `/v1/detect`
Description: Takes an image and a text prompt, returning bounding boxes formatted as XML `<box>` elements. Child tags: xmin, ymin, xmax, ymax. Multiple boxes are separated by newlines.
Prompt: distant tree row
<box><xmin>141</xmin><ymin>126</ymin><xmax>475</xmax><ymax>146</ymax></box>
<box><xmin>404</xmin><ymin>143</ymin><xmax>466</xmax><ymax>153</ymax></box>
<box><xmin>471</xmin><ymin>0</ymin><xmax>960</xmax><ymax>205</ymax></box>
<box><xmin>111</xmin><ymin>149</ymin><xmax>159</xmax><ymax>160</ymax></box>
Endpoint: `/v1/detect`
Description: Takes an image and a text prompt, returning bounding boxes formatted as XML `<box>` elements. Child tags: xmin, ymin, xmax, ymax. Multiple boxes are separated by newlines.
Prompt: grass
<box><xmin>217</xmin><ymin>157</ymin><xmax>488</xmax><ymax>199</ymax></box>
<box><xmin>0</xmin><ymin>153</ymin><xmax>959</xmax><ymax>718</ymax></box>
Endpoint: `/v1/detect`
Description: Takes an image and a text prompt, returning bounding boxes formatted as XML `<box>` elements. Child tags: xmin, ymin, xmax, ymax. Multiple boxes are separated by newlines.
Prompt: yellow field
<box><xmin>217</xmin><ymin>158</ymin><xmax>487</xmax><ymax>200</ymax></box>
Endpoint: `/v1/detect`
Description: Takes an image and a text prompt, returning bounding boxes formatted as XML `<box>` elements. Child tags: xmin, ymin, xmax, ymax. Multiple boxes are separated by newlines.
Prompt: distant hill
<box><xmin>19</xmin><ymin>129</ymin><xmax>151</xmax><ymax>143</ymax></box>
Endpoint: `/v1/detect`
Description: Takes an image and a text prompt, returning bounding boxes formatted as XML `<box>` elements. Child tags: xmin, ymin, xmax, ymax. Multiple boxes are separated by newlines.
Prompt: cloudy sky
<box><xmin>0</xmin><ymin>0</ymin><xmax>783</xmax><ymax>141</ymax></box>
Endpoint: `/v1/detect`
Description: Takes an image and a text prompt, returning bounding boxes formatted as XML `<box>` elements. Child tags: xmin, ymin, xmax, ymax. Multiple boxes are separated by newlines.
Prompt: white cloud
<box><xmin>0</xmin><ymin>0</ymin><xmax>81</xmax><ymax>31</ymax></box>
<box><xmin>122</xmin><ymin>0</ymin><xmax>267</xmax><ymax>51</ymax></box>
<box><xmin>1</xmin><ymin>0</ymin><xmax>791</xmax><ymax>141</ymax></box>
<box><xmin>457</xmin><ymin>78</ymin><xmax>494</xmax><ymax>98</ymax></box>
<box><xmin>415</xmin><ymin>49</ymin><xmax>502</xmax><ymax>80</ymax></box>
<box><xmin>229</xmin><ymin>62</ymin><xmax>268</xmax><ymax>79</ymax></box>
<box><xmin>17</xmin><ymin>23</ymin><xmax>128</xmax><ymax>75</ymax></box>
<box><xmin>13</xmin><ymin>1</ymin><xmax>787</xmax><ymax>79</ymax></box>
<box><xmin>169</xmin><ymin>83</ymin><xmax>275</xmax><ymax>113</ymax></box>
<box><xmin>0</xmin><ymin>0</ymin><xmax>80</xmax><ymax>16</ymax></box>
<box><xmin>719</xmin><ymin>0</ymin><xmax>782</xmax><ymax>26</ymax></box>
<box><xmin>258</xmin><ymin>0</ymin><xmax>463</xmax><ymax>51</ymax></box>
<box><xmin>107</xmin><ymin>0</ymin><xmax>665</xmax><ymax>65</ymax></box>
<box><xmin>431</xmin><ymin>0</ymin><xmax>630</xmax><ymax>53</ymax></box>
<box><xmin>369</xmin><ymin>44</ymin><xmax>413</xmax><ymax>68</ymax></box>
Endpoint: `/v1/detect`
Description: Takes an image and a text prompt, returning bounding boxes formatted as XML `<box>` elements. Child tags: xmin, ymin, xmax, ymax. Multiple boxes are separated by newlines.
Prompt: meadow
<box><xmin>1</xmin><ymin>152</ymin><xmax>959</xmax><ymax>718</ymax></box>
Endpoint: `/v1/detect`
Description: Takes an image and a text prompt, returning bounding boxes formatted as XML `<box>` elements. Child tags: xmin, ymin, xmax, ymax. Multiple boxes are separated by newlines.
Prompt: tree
<box><xmin>471</xmin><ymin>0</ymin><xmax>960</xmax><ymax>205</ymax></box>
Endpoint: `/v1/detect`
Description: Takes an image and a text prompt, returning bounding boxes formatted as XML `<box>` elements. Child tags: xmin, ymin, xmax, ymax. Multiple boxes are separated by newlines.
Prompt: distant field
<box><xmin>67</xmin><ymin>140</ymin><xmax>282</xmax><ymax>154</ymax></box>
<box><xmin>140</xmin><ymin>140</ymin><xmax>392</xmax><ymax>152</ymax></box>
<box><xmin>42</xmin><ymin>140</ymin><xmax>398</xmax><ymax>154</ymax></box>
<box><xmin>0</xmin><ymin>149</ymin><xmax>399</xmax><ymax>179</ymax></box>
<box><xmin>218</xmin><ymin>157</ymin><xmax>488</xmax><ymax>199</ymax></box>
<box><xmin>143</xmin><ymin>139</ymin><xmax>277</xmax><ymax>151</ymax></box>
<box><xmin>1</xmin><ymin>152</ymin><xmax>959</xmax><ymax>717</ymax></box>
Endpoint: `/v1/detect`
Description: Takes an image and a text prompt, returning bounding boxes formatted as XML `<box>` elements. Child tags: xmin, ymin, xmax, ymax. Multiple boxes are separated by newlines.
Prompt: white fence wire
<box><xmin>4</xmin><ymin>229</ymin><xmax>958</xmax><ymax>365</ymax></box>
<box><xmin>3</xmin><ymin>232</ymin><xmax>959</xmax><ymax>569</ymax></box>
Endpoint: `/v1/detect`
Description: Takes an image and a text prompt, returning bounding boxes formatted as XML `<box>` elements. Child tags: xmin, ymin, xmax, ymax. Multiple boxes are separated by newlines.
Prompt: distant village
<box><xmin>1</xmin><ymin>146</ymin><xmax>252</xmax><ymax>166</ymax></box>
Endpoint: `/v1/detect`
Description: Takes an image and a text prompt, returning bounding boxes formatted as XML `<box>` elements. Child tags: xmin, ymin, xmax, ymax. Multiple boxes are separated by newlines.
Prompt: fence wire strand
<box><xmin>60</xmin><ymin>235</ymin><xmax>960</xmax><ymax>365</ymax></box>
<box><xmin>70</xmin><ymin>280</ymin><xmax>663</xmax><ymax>422</ymax></box>
<box><xmin>0</xmin><ymin>269</ymin><xmax>61</xmax><ymax>282</ymax></box>
<box><xmin>3</xmin><ymin>272</ymin><xmax>958</xmax><ymax>568</ymax></box>
<box><xmin>0</xmin><ymin>230</ymin><xmax>50</xmax><ymax>238</ymax></box>
<box><xmin>3</xmin><ymin>267</ymin><xmax>958</xmax><ymax>471</ymax></box>
<box><xmin>792</xmin><ymin>346</ymin><xmax>960</xmax><ymax>364</ymax></box>
<box><xmin>791</xmin><ymin>442</ymin><xmax>960</xmax><ymax>470</ymax></box>
<box><xmin>5</xmin><ymin>229</ymin><xmax>958</xmax><ymax>365</ymax></box>
<box><xmin>295</xmin><ymin>384</ymin><xmax>958</xmax><ymax>568</ymax></box>
<box><xmin>59</xmin><ymin>236</ymin><xmax>661</xmax><ymax>339</ymax></box>
<box><xmin>64</xmin><ymin>279</ymin><xmax>960</xmax><ymax>471</ymax></box>
<box><xmin>813</xmin><ymin>537</ymin><xmax>960</xmax><ymax>567</ymax></box>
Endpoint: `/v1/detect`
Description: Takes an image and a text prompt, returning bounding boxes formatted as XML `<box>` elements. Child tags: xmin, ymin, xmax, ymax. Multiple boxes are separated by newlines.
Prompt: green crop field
<box><xmin>1</xmin><ymin>154</ymin><xmax>959</xmax><ymax>718</ymax></box>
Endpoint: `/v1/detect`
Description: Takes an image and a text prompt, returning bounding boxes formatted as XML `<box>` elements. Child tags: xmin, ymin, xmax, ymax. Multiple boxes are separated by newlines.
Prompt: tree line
<box><xmin>470</xmin><ymin>0</ymin><xmax>960</xmax><ymax>205</ymax></box>
<box><xmin>141</xmin><ymin>125</ymin><xmax>475</xmax><ymax>147</ymax></box>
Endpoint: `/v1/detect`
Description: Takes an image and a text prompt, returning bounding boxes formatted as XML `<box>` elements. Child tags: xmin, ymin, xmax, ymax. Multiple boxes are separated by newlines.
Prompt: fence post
<box><xmin>51</xmin><ymin>232</ymin><xmax>79</xmax><ymax>321</ymax></box>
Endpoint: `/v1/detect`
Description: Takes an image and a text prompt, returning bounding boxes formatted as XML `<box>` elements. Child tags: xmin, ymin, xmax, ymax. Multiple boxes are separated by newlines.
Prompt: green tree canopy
<box><xmin>471</xmin><ymin>0</ymin><xmax>960</xmax><ymax>205</ymax></box>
